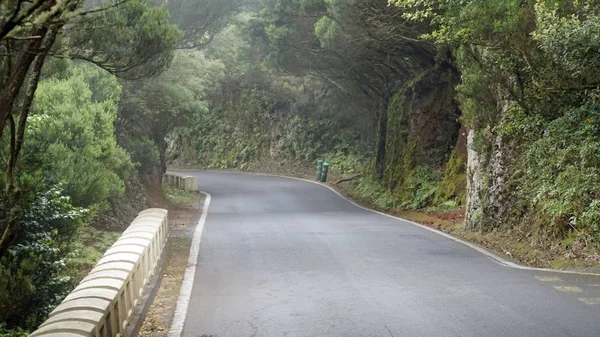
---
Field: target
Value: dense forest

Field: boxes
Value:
[2,0,600,334]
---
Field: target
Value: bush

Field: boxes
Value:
[0,186,86,331]
[356,178,396,210]
[127,136,161,174]
[356,166,442,211]
[24,65,133,209]
[518,103,600,239]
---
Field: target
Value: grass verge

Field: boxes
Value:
[163,185,200,205]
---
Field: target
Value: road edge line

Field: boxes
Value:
[168,191,212,337]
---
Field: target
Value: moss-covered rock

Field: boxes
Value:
[434,149,467,206]
[375,63,461,210]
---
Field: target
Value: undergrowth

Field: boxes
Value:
[67,226,121,282]
[163,185,200,205]
[355,165,449,212]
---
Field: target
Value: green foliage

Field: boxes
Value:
[67,226,120,282]
[0,62,135,333]
[280,114,366,161]
[533,1,600,78]
[163,185,200,205]
[168,22,372,169]
[383,92,410,188]
[167,0,240,49]
[453,51,503,130]
[496,105,545,146]
[392,0,527,44]
[0,324,28,337]
[0,186,86,331]
[314,16,340,48]
[178,82,370,168]
[518,102,600,238]
[433,150,466,206]
[400,166,442,210]
[356,178,396,210]
[176,79,269,168]
[0,0,213,333]
[302,0,326,11]
[323,153,365,175]
[127,137,161,175]
[64,0,181,79]
[119,50,218,173]
[394,0,600,240]
[25,65,133,209]
[8,3,600,333]
[356,166,442,211]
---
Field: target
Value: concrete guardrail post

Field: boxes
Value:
[162,172,198,192]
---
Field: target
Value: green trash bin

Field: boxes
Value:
[321,162,329,182]
[316,160,324,181]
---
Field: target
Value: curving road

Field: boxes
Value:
[170,170,600,337]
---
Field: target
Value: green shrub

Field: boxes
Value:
[356,165,441,211]
[0,324,29,337]
[127,136,161,174]
[407,167,442,209]
[356,178,396,210]
[0,186,86,330]
[67,226,120,282]
[518,103,600,239]
[24,65,133,209]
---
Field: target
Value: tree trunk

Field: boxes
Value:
[375,102,389,180]
[0,115,20,260]
[0,27,47,139]
[0,25,58,260]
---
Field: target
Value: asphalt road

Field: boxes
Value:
[171,170,600,337]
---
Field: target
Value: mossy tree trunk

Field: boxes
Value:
[375,101,389,180]
[0,25,59,259]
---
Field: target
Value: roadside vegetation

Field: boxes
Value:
[2,0,600,334]
[0,0,232,334]
[163,185,200,206]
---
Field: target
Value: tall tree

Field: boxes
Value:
[167,0,242,49]
[249,0,441,178]
[0,0,180,259]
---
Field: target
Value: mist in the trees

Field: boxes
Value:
[2,0,600,334]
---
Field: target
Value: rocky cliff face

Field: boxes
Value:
[465,130,484,229]
[486,133,516,228]
[377,64,462,207]
[465,88,518,230]
[384,65,460,172]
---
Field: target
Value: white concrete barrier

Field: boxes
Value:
[30,208,169,337]
[163,172,198,192]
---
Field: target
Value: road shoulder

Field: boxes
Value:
[139,192,203,337]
